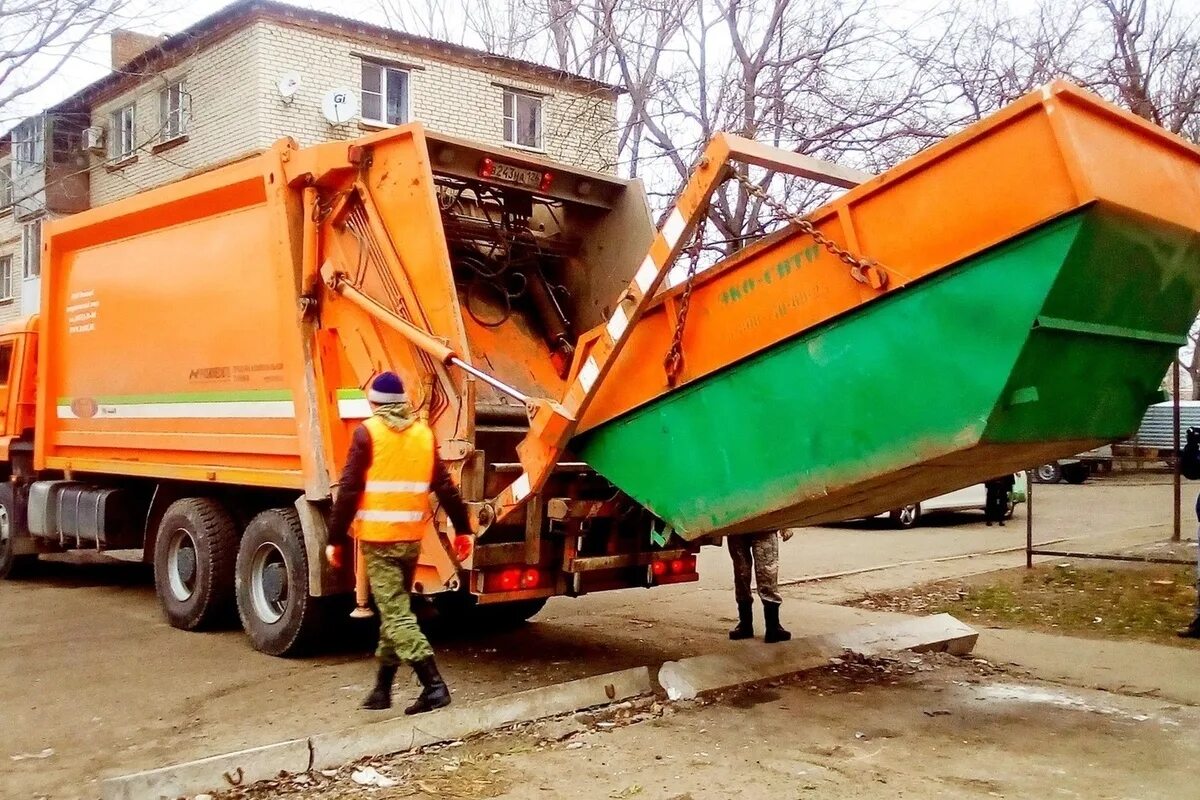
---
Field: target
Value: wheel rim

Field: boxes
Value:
[0,505,10,550]
[1036,464,1058,481]
[249,542,289,625]
[899,505,918,525]
[166,527,198,602]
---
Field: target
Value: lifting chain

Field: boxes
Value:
[663,207,707,387]
[731,169,889,290]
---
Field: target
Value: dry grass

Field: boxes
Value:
[853,562,1199,648]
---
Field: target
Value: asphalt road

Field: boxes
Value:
[0,478,1189,799]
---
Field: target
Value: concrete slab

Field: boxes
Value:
[102,666,653,800]
[100,739,311,800]
[309,665,653,770]
[657,613,977,700]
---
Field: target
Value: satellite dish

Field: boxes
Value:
[277,72,302,101]
[321,88,359,125]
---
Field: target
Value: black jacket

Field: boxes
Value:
[327,423,472,545]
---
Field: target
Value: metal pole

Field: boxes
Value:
[449,357,529,404]
[1174,361,1182,542]
[1026,467,1034,569]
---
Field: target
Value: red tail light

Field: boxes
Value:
[498,568,520,591]
[651,560,667,577]
[521,568,541,589]
[479,157,495,178]
[539,171,554,192]
[670,559,686,574]
[453,535,473,562]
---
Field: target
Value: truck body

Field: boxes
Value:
[0,126,698,655]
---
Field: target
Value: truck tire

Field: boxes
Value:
[889,504,921,529]
[1062,463,1090,484]
[153,498,238,631]
[0,488,36,580]
[1034,463,1062,483]
[235,508,323,656]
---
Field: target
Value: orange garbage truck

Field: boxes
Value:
[0,126,702,655]
[4,82,1198,656]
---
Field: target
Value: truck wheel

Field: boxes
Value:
[0,489,36,579]
[889,504,921,529]
[154,498,238,630]
[1034,463,1062,483]
[1062,463,1090,484]
[236,508,323,657]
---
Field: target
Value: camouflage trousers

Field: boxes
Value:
[727,531,782,605]
[362,541,434,666]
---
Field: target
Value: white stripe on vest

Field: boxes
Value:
[354,510,426,523]
[364,481,431,493]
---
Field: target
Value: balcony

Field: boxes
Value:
[9,113,91,221]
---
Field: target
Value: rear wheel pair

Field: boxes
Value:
[153,499,320,656]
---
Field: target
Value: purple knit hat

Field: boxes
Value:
[367,372,407,404]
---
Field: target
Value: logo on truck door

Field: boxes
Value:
[70,397,98,419]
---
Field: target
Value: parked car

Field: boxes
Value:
[882,472,1028,529]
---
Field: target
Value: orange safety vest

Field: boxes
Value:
[351,416,436,543]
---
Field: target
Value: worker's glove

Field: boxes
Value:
[325,543,344,569]
[1188,427,1200,447]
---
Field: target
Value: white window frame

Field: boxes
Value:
[11,117,44,177]
[503,89,544,151]
[360,62,410,126]
[21,221,40,279]
[111,103,136,160]
[159,79,189,140]
[0,256,12,301]
[0,163,11,210]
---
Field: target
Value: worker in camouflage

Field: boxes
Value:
[727,530,792,643]
[326,371,472,713]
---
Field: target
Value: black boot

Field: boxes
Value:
[405,656,452,715]
[763,602,791,643]
[1177,613,1200,639]
[362,663,398,710]
[729,600,754,640]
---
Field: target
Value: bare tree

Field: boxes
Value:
[0,0,130,117]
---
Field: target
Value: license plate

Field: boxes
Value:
[491,161,542,188]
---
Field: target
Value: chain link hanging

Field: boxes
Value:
[732,170,888,289]
[663,208,707,386]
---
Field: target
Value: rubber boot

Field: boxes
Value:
[362,663,398,710]
[405,656,452,715]
[763,602,791,644]
[1177,612,1200,639]
[729,601,754,640]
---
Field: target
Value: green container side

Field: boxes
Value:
[573,207,1200,538]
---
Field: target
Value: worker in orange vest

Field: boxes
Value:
[326,372,472,713]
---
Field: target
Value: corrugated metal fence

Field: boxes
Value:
[1127,401,1200,450]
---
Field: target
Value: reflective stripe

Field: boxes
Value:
[365,480,430,493]
[355,510,425,523]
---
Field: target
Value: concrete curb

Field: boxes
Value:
[657,613,977,700]
[101,615,975,798]
[100,666,652,800]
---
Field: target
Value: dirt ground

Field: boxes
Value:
[0,477,1194,799]
[219,654,1200,800]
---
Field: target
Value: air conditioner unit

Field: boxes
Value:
[82,126,105,153]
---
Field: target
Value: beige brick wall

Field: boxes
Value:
[0,208,22,324]
[89,25,262,206]
[253,21,618,171]
[87,19,619,207]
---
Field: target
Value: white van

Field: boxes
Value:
[882,472,1028,528]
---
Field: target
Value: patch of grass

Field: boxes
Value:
[854,563,1199,647]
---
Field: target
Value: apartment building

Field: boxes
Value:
[0,0,622,321]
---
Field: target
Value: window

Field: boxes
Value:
[360,62,409,126]
[503,89,543,150]
[50,122,81,165]
[21,221,40,279]
[0,257,11,301]
[0,343,11,386]
[159,80,188,140]
[0,164,11,210]
[11,117,44,176]
[111,103,136,160]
